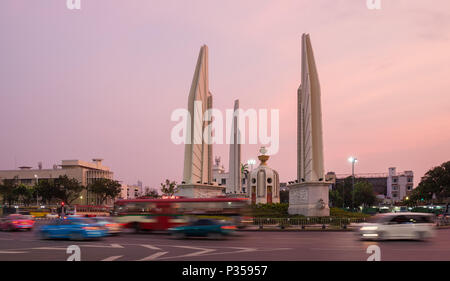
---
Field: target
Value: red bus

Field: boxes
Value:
[113,197,249,231]
[72,205,111,217]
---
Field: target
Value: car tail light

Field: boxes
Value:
[12,221,19,224]
[82,227,99,230]
[221,225,236,230]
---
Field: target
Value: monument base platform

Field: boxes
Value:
[288,182,330,217]
[176,183,225,198]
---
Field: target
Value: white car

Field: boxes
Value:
[358,212,435,240]
[45,213,59,219]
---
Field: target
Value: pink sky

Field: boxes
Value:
[1,0,449,189]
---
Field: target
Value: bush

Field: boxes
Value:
[330,208,370,219]
[251,203,293,218]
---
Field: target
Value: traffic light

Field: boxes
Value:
[61,201,65,206]
[421,198,424,201]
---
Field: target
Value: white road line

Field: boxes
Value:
[102,255,123,261]
[159,246,216,259]
[138,251,168,261]
[79,243,124,249]
[140,244,162,251]
[173,246,216,257]
[32,247,67,250]
[0,251,28,254]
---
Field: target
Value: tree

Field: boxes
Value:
[13,184,34,206]
[334,176,354,208]
[35,179,58,205]
[241,163,250,192]
[54,175,85,205]
[280,189,289,203]
[140,188,160,199]
[352,181,376,207]
[0,178,19,205]
[410,161,450,203]
[329,189,343,208]
[87,178,121,205]
[161,179,178,196]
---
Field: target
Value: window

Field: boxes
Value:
[389,216,409,224]
[392,192,398,197]
[221,178,226,185]
[193,219,215,226]
[407,178,413,183]
[392,186,398,191]
[252,178,256,184]
[407,186,412,191]
[267,178,272,184]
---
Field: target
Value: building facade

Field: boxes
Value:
[387,167,414,202]
[0,159,114,205]
[326,167,414,204]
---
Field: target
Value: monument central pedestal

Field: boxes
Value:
[288,182,330,217]
[176,183,224,198]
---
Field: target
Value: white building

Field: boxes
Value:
[120,181,149,199]
[387,167,414,202]
[248,147,280,204]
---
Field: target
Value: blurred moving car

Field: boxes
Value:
[0,214,35,231]
[39,217,107,240]
[89,217,122,235]
[168,218,237,239]
[358,212,435,241]
[45,213,59,219]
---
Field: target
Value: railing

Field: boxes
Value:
[436,217,450,226]
[252,217,367,229]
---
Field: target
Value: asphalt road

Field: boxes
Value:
[1,227,450,261]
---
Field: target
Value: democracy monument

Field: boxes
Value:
[176,45,224,198]
[176,34,330,216]
[287,34,330,216]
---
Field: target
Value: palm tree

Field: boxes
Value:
[241,163,249,189]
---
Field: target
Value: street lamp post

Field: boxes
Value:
[348,157,358,210]
[247,159,256,171]
[34,174,39,207]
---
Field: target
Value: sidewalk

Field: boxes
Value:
[239,224,450,232]
[239,224,356,232]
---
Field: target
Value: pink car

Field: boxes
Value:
[0,214,35,231]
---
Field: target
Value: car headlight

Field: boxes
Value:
[360,226,378,231]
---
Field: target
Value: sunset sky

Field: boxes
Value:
[1,0,449,189]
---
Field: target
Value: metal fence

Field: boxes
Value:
[252,217,367,229]
[436,217,450,226]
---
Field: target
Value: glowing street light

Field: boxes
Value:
[247,159,257,171]
[348,157,358,209]
[34,174,39,207]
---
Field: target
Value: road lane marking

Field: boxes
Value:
[172,246,216,257]
[102,255,123,261]
[138,251,168,261]
[157,246,216,259]
[140,244,162,251]
[0,251,28,254]
[80,243,123,249]
[32,247,67,250]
